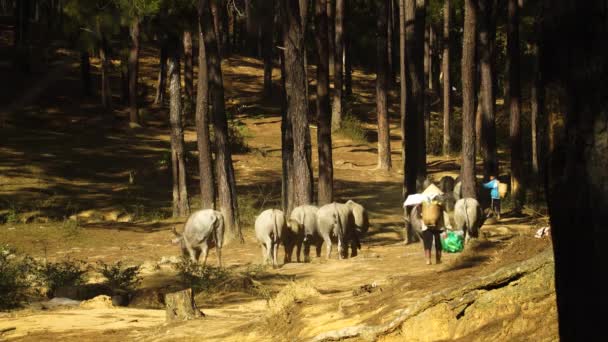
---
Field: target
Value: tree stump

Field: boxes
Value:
[164,288,204,322]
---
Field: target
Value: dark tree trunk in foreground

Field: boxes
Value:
[183,30,194,103]
[262,0,275,98]
[399,0,406,195]
[168,47,190,217]
[196,14,215,210]
[344,15,352,97]
[99,34,112,110]
[478,0,497,177]
[315,0,333,205]
[299,0,310,109]
[80,51,92,96]
[441,0,451,156]
[387,0,393,89]
[129,18,141,125]
[404,0,426,196]
[200,0,241,241]
[154,44,168,105]
[376,0,392,170]
[542,2,608,339]
[460,0,477,199]
[507,0,523,211]
[327,0,335,73]
[331,0,344,131]
[281,0,314,206]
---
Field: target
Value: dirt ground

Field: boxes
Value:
[0,41,555,341]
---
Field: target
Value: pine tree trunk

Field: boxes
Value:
[542,4,608,339]
[441,0,451,156]
[183,30,194,104]
[280,46,295,214]
[423,21,430,146]
[344,17,352,97]
[507,0,522,212]
[129,18,141,125]
[120,49,129,104]
[281,0,314,207]
[210,0,223,57]
[460,0,477,199]
[80,51,92,96]
[399,0,407,196]
[387,0,393,90]
[262,0,275,99]
[315,0,333,205]
[376,0,392,170]
[404,0,426,196]
[220,1,230,56]
[168,46,190,217]
[154,44,168,105]
[478,0,497,178]
[331,0,344,131]
[197,14,215,210]
[99,33,112,111]
[200,0,241,241]
[327,0,335,73]
[300,0,310,116]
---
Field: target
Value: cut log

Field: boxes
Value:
[164,288,204,322]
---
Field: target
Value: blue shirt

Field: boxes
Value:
[483,179,500,199]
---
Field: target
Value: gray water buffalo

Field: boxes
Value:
[171,209,224,267]
[345,200,369,250]
[255,209,287,268]
[317,202,357,259]
[286,205,319,263]
[454,198,485,243]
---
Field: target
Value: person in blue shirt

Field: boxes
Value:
[483,175,501,220]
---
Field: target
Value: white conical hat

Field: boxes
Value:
[422,183,443,197]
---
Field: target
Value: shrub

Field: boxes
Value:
[173,257,229,293]
[34,258,89,298]
[96,261,142,293]
[337,113,367,143]
[0,245,34,310]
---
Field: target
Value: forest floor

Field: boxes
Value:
[0,41,557,341]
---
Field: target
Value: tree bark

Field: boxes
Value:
[327,0,335,73]
[399,0,407,196]
[197,14,215,210]
[331,0,344,131]
[164,289,203,322]
[200,0,241,241]
[183,30,194,104]
[281,0,315,207]
[478,0,497,178]
[210,0,227,58]
[280,45,295,214]
[262,0,275,99]
[460,0,477,199]
[168,46,190,218]
[423,20,430,147]
[344,9,352,97]
[99,33,112,111]
[129,18,141,125]
[80,51,92,96]
[387,0,393,89]
[315,0,333,205]
[154,44,168,105]
[507,0,522,211]
[404,0,426,196]
[542,3,608,339]
[376,0,392,170]
[441,0,451,156]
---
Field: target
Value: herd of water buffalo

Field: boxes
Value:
[170,175,487,268]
